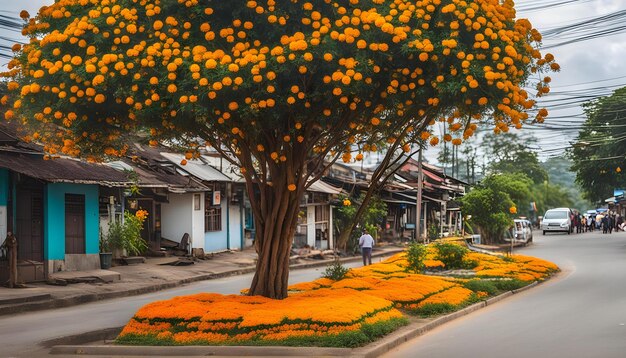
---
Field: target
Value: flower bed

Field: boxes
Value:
[117,288,407,347]
[118,243,558,346]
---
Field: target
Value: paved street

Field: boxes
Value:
[0,260,369,357]
[384,230,626,358]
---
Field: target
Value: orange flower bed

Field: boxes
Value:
[118,288,404,345]
[118,242,558,346]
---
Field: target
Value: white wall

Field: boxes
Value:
[192,193,205,249]
[161,193,194,247]
[228,202,243,250]
[306,205,316,248]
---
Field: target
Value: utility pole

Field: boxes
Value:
[416,148,423,242]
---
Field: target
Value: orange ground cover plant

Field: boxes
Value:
[118,243,558,346]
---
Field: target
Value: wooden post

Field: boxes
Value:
[6,232,18,288]
[415,148,423,242]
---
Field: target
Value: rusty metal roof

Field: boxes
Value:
[0,149,130,185]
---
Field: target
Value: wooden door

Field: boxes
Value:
[16,186,44,262]
[65,194,85,254]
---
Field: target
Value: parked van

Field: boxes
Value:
[541,208,572,235]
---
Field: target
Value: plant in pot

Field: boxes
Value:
[109,210,149,260]
[99,233,113,270]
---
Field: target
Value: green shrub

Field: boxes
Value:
[409,303,456,317]
[433,242,468,269]
[322,260,350,281]
[492,278,529,291]
[463,279,499,296]
[462,258,480,269]
[108,211,149,256]
[405,242,427,273]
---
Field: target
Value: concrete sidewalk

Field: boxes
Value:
[0,244,404,316]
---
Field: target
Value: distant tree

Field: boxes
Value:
[540,157,591,211]
[3,1,555,299]
[461,173,531,244]
[483,131,547,184]
[570,87,626,203]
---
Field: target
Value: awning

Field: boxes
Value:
[382,198,416,205]
[605,197,616,203]
[161,152,232,182]
[308,180,343,194]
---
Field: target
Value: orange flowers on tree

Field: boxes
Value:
[3,0,556,299]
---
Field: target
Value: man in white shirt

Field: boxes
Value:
[358,229,375,266]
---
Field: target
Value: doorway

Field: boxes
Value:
[65,194,86,254]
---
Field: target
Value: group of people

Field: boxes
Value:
[573,211,625,234]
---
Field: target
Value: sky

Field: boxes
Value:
[1,0,625,165]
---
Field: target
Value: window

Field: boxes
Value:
[205,192,222,232]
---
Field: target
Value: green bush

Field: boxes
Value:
[492,278,529,291]
[405,243,427,273]
[463,279,499,296]
[322,260,350,281]
[409,303,456,317]
[433,242,468,269]
[108,211,149,256]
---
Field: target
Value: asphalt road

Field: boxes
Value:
[0,260,372,357]
[384,230,626,358]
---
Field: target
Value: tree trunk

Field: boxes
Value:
[247,180,301,299]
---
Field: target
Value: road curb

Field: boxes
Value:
[47,274,556,357]
[0,249,404,317]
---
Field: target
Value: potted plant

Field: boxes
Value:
[99,232,113,270]
[108,210,149,260]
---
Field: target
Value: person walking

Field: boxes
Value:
[616,214,623,232]
[358,228,375,266]
[608,214,615,234]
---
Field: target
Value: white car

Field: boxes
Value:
[541,208,572,235]
[506,219,533,244]
[514,219,533,243]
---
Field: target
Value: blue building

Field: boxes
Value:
[0,124,128,282]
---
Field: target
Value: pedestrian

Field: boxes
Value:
[358,228,374,266]
[576,214,583,233]
[580,215,587,232]
[617,214,623,232]
[602,215,609,234]
[608,214,615,234]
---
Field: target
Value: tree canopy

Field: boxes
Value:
[482,131,547,183]
[461,172,528,243]
[570,86,626,203]
[3,0,555,298]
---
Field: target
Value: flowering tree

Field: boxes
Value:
[3,0,555,298]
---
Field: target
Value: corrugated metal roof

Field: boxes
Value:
[160,152,232,182]
[0,149,130,185]
[308,180,343,194]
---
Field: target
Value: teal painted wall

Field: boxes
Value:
[44,183,99,260]
[0,168,8,206]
